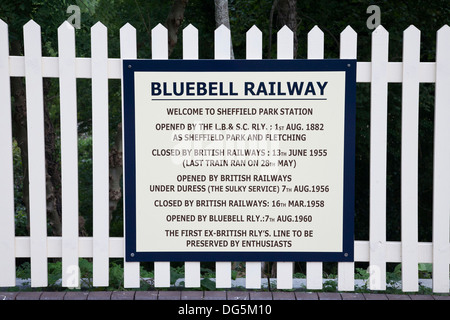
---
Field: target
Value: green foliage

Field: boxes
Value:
[418,263,433,279]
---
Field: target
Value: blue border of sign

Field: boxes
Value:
[123,59,356,262]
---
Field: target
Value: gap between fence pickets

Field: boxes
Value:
[1,19,449,293]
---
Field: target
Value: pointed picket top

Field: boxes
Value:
[58,21,75,60]
[91,22,108,58]
[120,23,137,60]
[437,24,450,33]
[277,25,293,59]
[58,20,74,31]
[215,23,231,34]
[307,25,324,59]
[183,24,198,59]
[24,19,40,31]
[152,23,168,59]
[437,24,450,42]
[277,25,293,39]
[58,21,75,54]
[23,20,41,45]
[183,23,198,34]
[214,24,231,45]
[402,25,420,62]
[436,25,450,63]
[120,22,136,34]
[342,25,357,35]
[246,25,262,59]
[372,24,388,36]
[0,18,7,29]
[119,22,137,57]
[214,24,231,59]
[436,24,450,58]
[91,21,108,60]
[152,22,168,33]
[308,25,323,37]
[0,19,8,53]
[340,25,357,59]
[404,24,420,35]
[91,21,107,33]
[247,24,262,38]
[371,25,389,59]
[23,20,42,57]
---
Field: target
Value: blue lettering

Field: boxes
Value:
[287,82,304,95]
[304,82,316,95]
[197,82,207,95]
[317,81,328,95]
[186,82,195,96]
[151,82,161,96]
[245,82,255,95]
[209,82,218,95]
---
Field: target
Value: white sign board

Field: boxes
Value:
[123,60,356,262]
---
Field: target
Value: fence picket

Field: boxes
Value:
[0,19,15,287]
[120,23,141,288]
[369,25,389,291]
[58,21,79,288]
[432,25,450,293]
[91,22,110,287]
[245,25,263,289]
[182,23,201,288]
[275,25,294,290]
[401,25,421,292]
[306,26,324,291]
[307,25,324,59]
[338,25,358,292]
[214,24,232,288]
[23,20,48,287]
[151,23,171,288]
[215,24,232,60]
[277,25,293,60]
[246,25,262,60]
[183,24,198,60]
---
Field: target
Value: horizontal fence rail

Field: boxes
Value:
[0,19,449,293]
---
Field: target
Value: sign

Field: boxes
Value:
[123,59,356,262]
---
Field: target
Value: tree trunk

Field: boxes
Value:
[42,78,63,236]
[110,0,191,222]
[268,0,299,58]
[214,0,234,58]
[109,122,123,220]
[165,0,189,57]
[276,0,298,57]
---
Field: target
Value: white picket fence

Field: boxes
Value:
[0,19,449,293]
